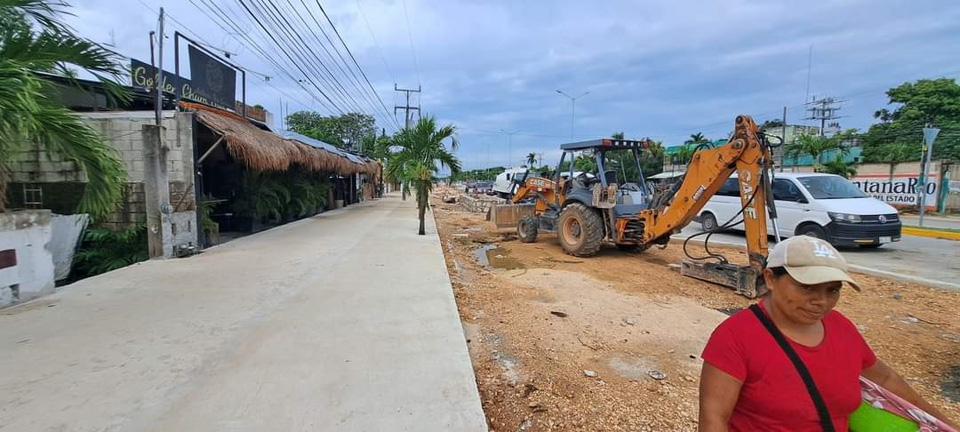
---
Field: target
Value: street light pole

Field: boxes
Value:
[500,129,519,167]
[556,89,590,140]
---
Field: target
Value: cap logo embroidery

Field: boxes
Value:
[812,241,835,258]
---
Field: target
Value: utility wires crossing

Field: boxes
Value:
[186,0,401,131]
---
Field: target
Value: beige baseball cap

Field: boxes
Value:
[766,235,861,291]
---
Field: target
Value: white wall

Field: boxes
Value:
[0,210,55,308]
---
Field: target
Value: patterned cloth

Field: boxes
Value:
[860,377,957,432]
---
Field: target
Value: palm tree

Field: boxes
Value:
[388,116,461,235]
[685,132,710,146]
[1,0,127,217]
[786,134,847,171]
[525,152,537,167]
[643,138,664,158]
[820,154,858,179]
[671,145,696,166]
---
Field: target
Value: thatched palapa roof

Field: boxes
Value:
[183,102,380,178]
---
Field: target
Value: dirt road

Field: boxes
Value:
[433,188,960,431]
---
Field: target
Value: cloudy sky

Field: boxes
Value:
[68,0,960,170]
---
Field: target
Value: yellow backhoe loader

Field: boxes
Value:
[493,115,782,298]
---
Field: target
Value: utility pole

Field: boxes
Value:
[486,142,490,169]
[780,106,787,172]
[919,126,940,226]
[144,8,172,258]
[500,129,519,168]
[154,8,164,127]
[394,84,421,129]
[556,89,590,140]
[805,96,841,136]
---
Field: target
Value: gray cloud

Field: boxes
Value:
[71,0,960,170]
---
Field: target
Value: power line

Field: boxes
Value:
[314,0,402,130]
[287,0,397,130]
[805,96,843,136]
[235,0,346,114]
[250,0,366,115]
[354,0,396,84]
[206,0,350,114]
[225,0,399,131]
[189,0,337,114]
[138,0,316,114]
[287,0,387,123]
[400,0,421,86]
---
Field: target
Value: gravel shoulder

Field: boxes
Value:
[433,188,960,431]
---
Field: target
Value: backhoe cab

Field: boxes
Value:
[501,115,777,298]
[506,138,655,256]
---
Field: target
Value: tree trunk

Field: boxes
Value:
[418,201,426,235]
[889,163,895,183]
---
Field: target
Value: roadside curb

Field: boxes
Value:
[902,226,960,241]
[671,235,960,292]
[846,264,960,292]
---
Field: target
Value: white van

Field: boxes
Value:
[697,173,902,248]
[493,167,531,199]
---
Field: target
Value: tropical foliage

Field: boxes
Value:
[760,119,784,130]
[870,141,918,181]
[526,152,537,167]
[388,116,460,235]
[862,78,960,163]
[73,225,148,277]
[820,154,858,178]
[784,133,851,171]
[231,170,330,226]
[286,111,377,153]
[0,0,127,217]
[669,145,696,166]
[684,132,711,146]
[450,166,506,182]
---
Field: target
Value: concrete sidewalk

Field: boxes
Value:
[0,194,486,432]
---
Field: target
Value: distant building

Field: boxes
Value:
[759,124,821,145]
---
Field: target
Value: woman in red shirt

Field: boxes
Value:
[699,236,956,431]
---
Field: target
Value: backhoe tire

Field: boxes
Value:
[518,216,539,243]
[616,243,650,253]
[558,203,604,257]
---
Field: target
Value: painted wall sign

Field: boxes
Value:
[850,174,939,210]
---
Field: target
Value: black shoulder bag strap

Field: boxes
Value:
[749,304,835,432]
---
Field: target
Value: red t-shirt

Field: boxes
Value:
[701,301,877,431]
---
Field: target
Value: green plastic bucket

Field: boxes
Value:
[849,401,919,432]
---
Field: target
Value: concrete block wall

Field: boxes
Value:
[7,111,197,230]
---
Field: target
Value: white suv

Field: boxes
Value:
[697,173,902,248]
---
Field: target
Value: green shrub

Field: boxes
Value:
[73,225,148,277]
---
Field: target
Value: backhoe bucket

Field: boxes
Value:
[490,204,535,229]
[680,259,765,298]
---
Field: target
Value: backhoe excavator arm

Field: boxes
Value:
[636,115,774,296]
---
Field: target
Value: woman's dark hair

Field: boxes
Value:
[769,266,789,278]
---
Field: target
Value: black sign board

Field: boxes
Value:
[130,59,179,95]
[188,45,236,109]
[130,58,221,109]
